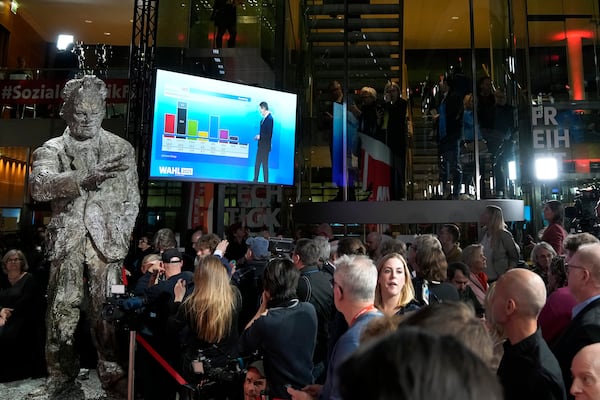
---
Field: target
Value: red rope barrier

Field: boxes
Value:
[135,334,189,386]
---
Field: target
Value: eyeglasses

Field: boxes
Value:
[6,258,21,263]
[566,264,588,273]
[330,278,343,294]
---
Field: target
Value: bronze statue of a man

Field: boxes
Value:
[29,76,140,399]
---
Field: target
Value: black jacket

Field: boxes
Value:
[297,265,335,365]
[552,297,600,399]
[498,329,566,400]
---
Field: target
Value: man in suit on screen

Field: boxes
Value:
[254,101,273,183]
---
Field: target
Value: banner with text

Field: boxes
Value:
[0,79,129,104]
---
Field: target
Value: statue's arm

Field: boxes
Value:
[29,144,82,202]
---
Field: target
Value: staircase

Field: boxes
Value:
[302,0,404,201]
[409,105,441,200]
[305,0,403,93]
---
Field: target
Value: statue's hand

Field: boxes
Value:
[81,153,129,191]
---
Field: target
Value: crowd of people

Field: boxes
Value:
[3,198,600,399]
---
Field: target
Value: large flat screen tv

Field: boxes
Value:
[150,69,297,185]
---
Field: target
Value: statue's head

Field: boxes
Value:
[60,75,107,140]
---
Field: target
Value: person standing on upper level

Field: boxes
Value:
[212,0,242,48]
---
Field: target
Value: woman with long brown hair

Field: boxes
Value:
[541,200,567,255]
[169,255,241,399]
[409,235,459,306]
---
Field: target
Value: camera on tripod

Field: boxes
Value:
[101,284,148,324]
[565,186,600,235]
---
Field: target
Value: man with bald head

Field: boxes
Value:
[571,343,600,399]
[552,243,600,399]
[491,268,566,400]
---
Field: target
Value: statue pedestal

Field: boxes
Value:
[0,370,121,400]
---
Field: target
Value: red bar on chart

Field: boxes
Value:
[165,113,175,135]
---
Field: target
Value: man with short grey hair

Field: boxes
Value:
[288,255,381,400]
[553,243,600,399]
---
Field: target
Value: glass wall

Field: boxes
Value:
[520,0,600,232]
[298,0,528,204]
[294,1,600,243]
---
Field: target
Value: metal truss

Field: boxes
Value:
[127,0,159,235]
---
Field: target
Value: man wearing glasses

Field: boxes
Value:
[287,255,381,400]
[552,243,600,398]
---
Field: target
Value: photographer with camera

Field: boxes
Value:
[168,255,242,399]
[134,248,194,400]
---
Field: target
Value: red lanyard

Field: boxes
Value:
[350,305,377,326]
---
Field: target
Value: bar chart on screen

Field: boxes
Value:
[161,102,249,159]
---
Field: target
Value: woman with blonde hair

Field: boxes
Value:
[169,255,241,398]
[375,253,419,315]
[479,205,520,282]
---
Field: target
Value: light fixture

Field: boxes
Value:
[508,160,517,180]
[56,34,74,50]
[451,16,459,20]
[535,157,558,180]
[84,19,92,23]
[103,32,111,36]
[10,0,18,14]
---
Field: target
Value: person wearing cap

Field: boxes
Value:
[134,248,194,400]
[134,248,193,296]
[244,360,268,400]
[232,236,271,330]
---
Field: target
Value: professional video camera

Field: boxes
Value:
[101,284,147,326]
[187,348,254,399]
[565,186,600,235]
[268,237,294,257]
